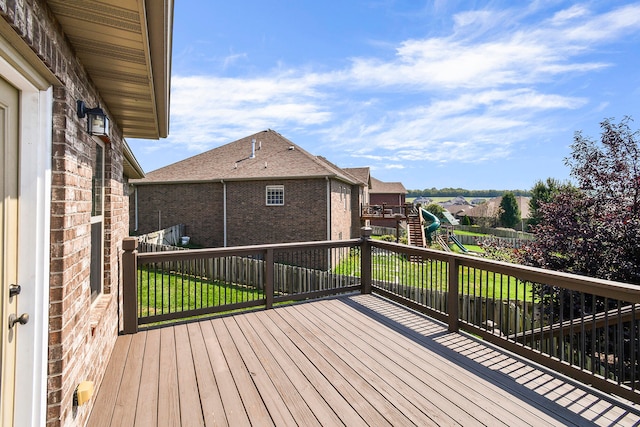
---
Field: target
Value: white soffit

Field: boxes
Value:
[47,0,173,139]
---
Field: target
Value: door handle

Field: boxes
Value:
[8,313,29,329]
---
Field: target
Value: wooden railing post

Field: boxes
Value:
[360,227,372,294]
[265,248,274,309]
[122,237,138,334]
[447,255,460,332]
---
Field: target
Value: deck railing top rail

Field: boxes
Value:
[136,238,361,264]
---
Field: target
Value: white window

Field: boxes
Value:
[266,185,284,206]
[90,141,105,300]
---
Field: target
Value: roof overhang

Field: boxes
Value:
[47,0,173,139]
[123,140,145,179]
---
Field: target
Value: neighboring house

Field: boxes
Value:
[368,176,408,228]
[413,196,432,205]
[444,203,476,218]
[0,2,173,426]
[343,166,371,234]
[466,196,531,227]
[130,130,367,247]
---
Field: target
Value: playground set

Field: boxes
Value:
[360,203,468,252]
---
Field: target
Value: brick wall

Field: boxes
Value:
[226,179,328,245]
[1,1,128,426]
[132,182,224,247]
[350,185,365,237]
[132,178,340,247]
[329,179,353,241]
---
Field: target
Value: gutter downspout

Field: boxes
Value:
[221,180,227,247]
[326,177,331,240]
[134,186,138,232]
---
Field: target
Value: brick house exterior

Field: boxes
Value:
[343,167,371,235]
[0,2,173,426]
[369,177,408,228]
[131,130,367,247]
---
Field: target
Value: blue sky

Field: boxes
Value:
[129,1,640,191]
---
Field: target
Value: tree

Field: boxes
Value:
[527,177,565,230]
[424,203,445,219]
[498,192,520,228]
[519,117,640,284]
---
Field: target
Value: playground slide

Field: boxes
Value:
[449,234,469,253]
[420,208,441,239]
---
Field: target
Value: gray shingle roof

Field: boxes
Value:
[465,196,531,219]
[132,130,359,185]
[370,176,407,194]
[342,167,371,187]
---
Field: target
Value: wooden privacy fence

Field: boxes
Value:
[136,224,186,246]
[454,234,531,248]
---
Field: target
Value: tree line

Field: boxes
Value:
[407,188,531,198]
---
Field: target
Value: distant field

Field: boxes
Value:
[406,196,486,204]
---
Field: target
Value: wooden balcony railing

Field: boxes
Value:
[121,228,640,404]
[360,203,413,219]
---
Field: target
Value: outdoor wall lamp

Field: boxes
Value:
[77,100,110,143]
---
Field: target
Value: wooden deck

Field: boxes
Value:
[88,294,640,426]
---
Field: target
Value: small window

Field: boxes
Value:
[266,185,284,206]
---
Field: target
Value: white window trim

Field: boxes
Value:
[90,140,105,300]
[266,185,285,206]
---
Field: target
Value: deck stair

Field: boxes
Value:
[407,212,426,248]
[406,211,427,262]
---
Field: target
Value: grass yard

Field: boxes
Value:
[334,252,532,300]
[138,267,264,318]
[451,243,485,253]
[454,229,489,237]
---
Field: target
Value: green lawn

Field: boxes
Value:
[138,267,264,318]
[454,243,484,253]
[334,252,532,300]
[453,229,489,237]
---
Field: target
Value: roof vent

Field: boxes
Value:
[288,146,295,150]
[250,138,256,159]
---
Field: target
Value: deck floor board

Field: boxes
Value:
[88,294,640,426]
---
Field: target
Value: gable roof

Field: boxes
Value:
[369,177,407,194]
[343,167,371,187]
[132,129,359,184]
[466,196,531,219]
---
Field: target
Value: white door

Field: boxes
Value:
[0,75,20,427]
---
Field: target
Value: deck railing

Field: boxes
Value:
[367,239,640,405]
[122,238,361,329]
[121,230,640,404]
